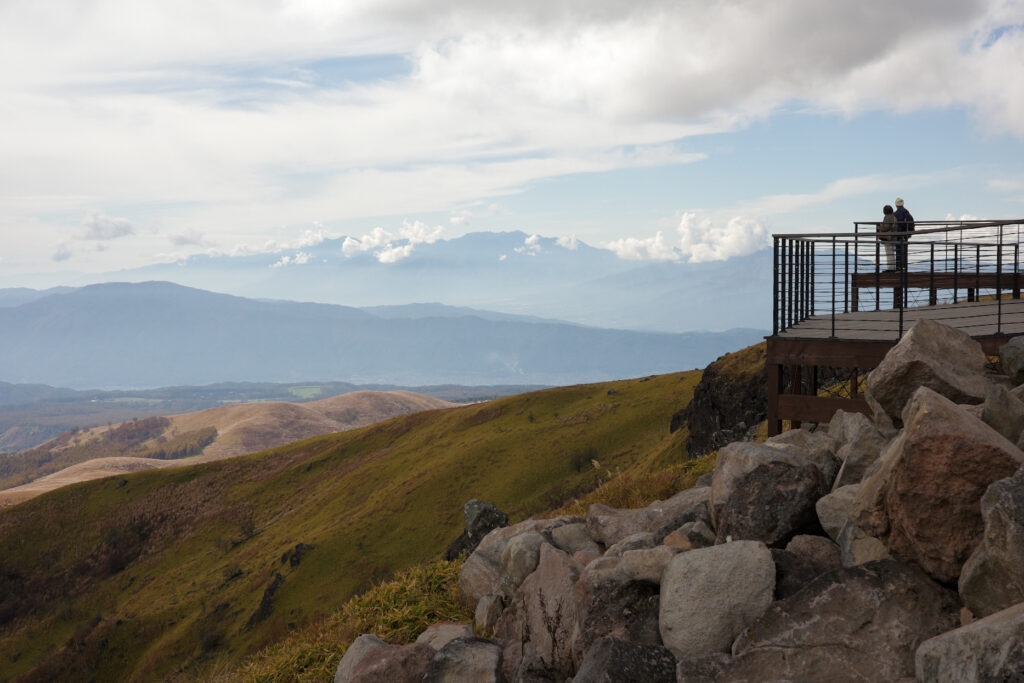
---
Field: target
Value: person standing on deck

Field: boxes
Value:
[894,197,914,271]
[879,204,896,271]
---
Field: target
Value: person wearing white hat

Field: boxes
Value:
[894,198,915,270]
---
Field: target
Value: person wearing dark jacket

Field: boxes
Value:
[894,197,914,270]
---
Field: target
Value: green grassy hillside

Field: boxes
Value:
[0,370,699,681]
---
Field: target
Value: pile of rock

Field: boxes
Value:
[336,319,1024,682]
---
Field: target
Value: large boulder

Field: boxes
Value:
[980,382,1024,444]
[958,466,1024,617]
[659,540,774,660]
[865,319,989,425]
[494,543,582,681]
[815,484,859,542]
[570,576,661,668]
[586,486,708,547]
[836,520,891,568]
[915,601,1024,683]
[550,522,603,556]
[713,459,828,547]
[619,545,680,584]
[415,622,474,651]
[724,560,960,681]
[458,518,548,605]
[423,636,503,683]
[763,427,841,485]
[710,441,829,530]
[828,410,888,489]
[1000,335,1024,386]
[335,634,389,683]
[342,642,435,683]
[853,387,1024,583]
[572,637,676,683]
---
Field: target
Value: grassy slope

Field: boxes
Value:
[0,371,699,681]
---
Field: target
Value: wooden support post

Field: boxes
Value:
[850,368,859,398]
[790,364,803,430]
[767,363,782,436]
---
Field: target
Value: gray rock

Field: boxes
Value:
[726,560,960,682]
[836,520,891,568]
[764,427,841,485]
[345,642,435,683]
[981,382,1024,443]
[1000,335,1024,386]
[915,601,1024,683]
[602,532,655,557]
[458,519,548,605]
[675,653,732,683]
[335,634,390,683]
[958,467,1024,617]
[785,534,842,571]
[570,576,661,668]
[829,410,888,490]
[619,545,680,584]
[662,520,715,551]
[474,594,504,634]
[865,319,990,425]
[445,499,510,561]
[572,636,676,683]
[695,472,714,487]
[579,555,628,587]
[659,540,775,660]
[423,636,503,683]
[415,622,475,651]
[710,441,824,529]
[816,483,860,542]
[853,387,1024,583]
[550,522,602,556]
[713,459,828,547]
[495,543,582,681]
[500,531,546,587]
[587,486,709,547]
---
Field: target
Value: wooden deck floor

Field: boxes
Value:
[776,298,1024,342]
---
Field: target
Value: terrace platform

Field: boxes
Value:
[766,220,1024,434]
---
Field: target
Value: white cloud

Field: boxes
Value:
[341,219,443,263]
[79,212,135,240]
[271,251,312,268]
[677,213,770,262]
[499,253,507,261]
[1,1,1023,273]
[556,234,579,250]
[515,233,542,255]
[603,231,679,262]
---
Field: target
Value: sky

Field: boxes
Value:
[1,0,1024,285]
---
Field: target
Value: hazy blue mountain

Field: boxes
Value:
[0,281,765,389]
[0,286,76,308]
[98,231,772,332]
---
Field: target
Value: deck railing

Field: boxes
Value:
[772,220,1024,338]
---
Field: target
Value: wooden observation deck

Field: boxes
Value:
[767,219,1024,435]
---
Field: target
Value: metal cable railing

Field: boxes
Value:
[772,220,1024,338]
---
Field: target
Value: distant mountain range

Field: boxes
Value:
[0,281,765,389]
[14,231,773,333]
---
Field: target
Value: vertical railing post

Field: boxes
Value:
[773,237,780,335]
[831,237,836,337]
[998,225,1004,334]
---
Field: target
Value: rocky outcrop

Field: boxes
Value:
[573,637,676,683]
[676,344,767,456]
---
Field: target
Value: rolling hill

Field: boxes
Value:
[0,390,456,504]
[0,369,702,681]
